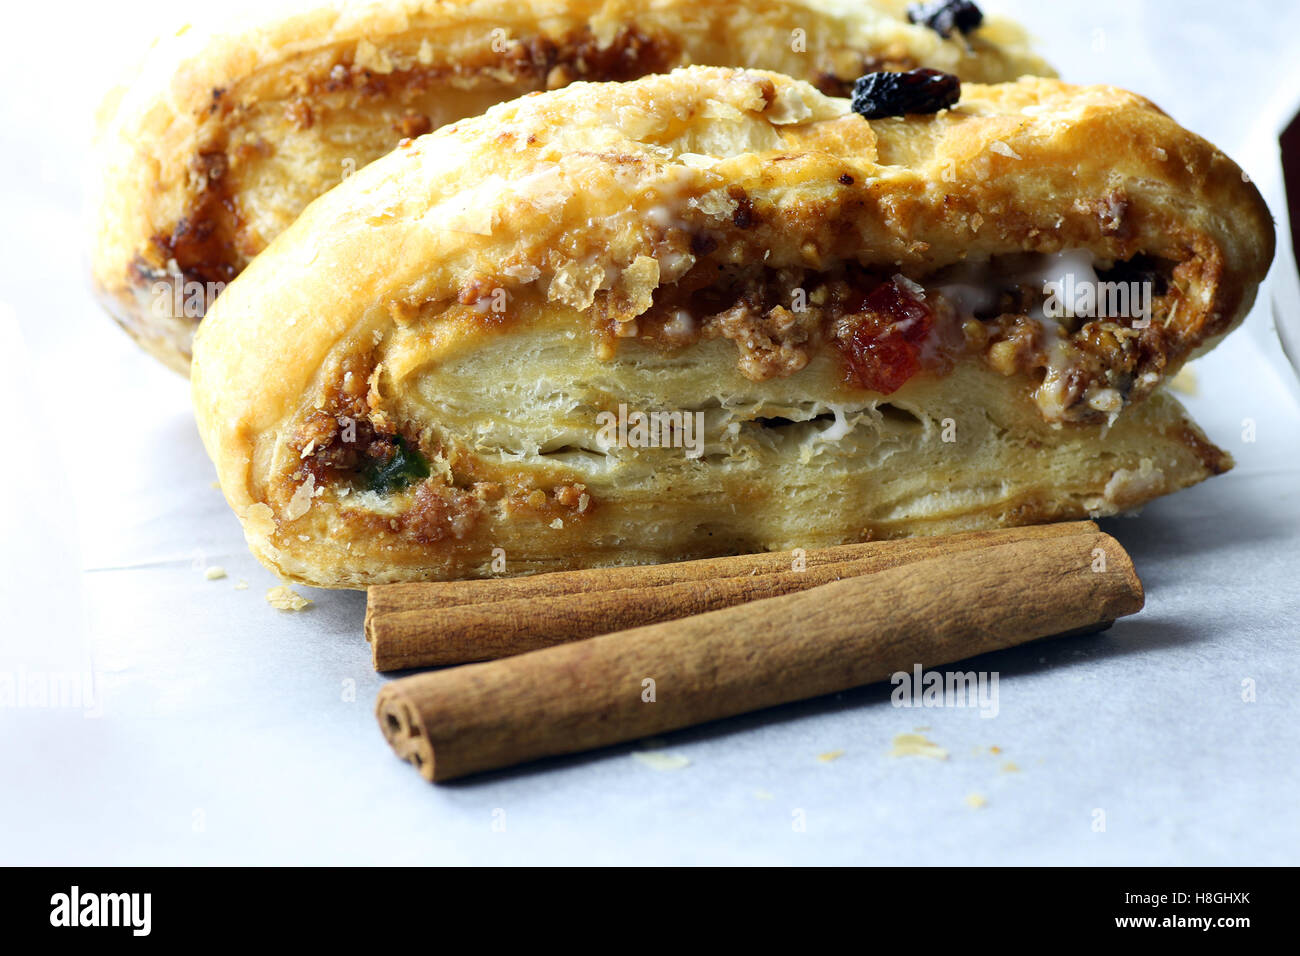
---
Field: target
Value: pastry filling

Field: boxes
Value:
[622,249,1182,424]
[269,248,1195,541]
[281,351,592,541]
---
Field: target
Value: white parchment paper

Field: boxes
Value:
[0,0,1296,864]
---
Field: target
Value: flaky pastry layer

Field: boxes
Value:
[191,67,1269,587]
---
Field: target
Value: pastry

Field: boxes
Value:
[191,67,1273,588]
[89,0,1053,373]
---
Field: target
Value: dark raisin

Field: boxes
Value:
[727,185,756,229]
[850,69,961,120]
[906,0,984,39]
[731,198,755,229]
[689,232,718,256]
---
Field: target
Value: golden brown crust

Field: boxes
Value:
[89,0,1054,372]
[191,67,1268,588]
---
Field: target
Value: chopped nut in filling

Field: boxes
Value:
[618,248,1186,424]
[273,349,593,540]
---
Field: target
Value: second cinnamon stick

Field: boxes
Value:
[367,521,1098,669]
[365,522,1097,618]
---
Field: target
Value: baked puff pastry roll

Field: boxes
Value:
[90,0,1053,373]
[192,68,1272,588]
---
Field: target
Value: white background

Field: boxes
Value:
[1,0,1297,864]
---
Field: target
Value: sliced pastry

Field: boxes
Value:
[191,67,1273,588]
[90,0,1053,373]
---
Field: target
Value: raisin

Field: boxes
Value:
[906,0,984,39]
[850,69,961,120]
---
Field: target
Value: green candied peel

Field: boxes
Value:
[364,437,430,493]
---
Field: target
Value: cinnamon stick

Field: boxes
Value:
[366,522,1098,617]
[367,521,1098,669]
[376,529,1142,782]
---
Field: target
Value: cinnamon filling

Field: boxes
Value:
[615,249,1185,424]
[277,350,592,541]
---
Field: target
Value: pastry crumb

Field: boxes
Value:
[1169,365,1198,396]
[284,475,316,520]
[234,579,249,590]
[989,140,1022,160]
[965,793,988,809]
[632,751,690,771]
[1001,761,1020,773]
[817,749,845,763]
[266,585,311,611]
[753,789,774,800]
[203,566,227,580]
[889,733,948,760]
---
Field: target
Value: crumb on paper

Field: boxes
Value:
[817,749,845,763]
[234,579,248,590]
[888,733,948,760]
[266,585,311,611]
[965,793,988,809]
[989,745,1002,755]
[1001,761,1020,773]
[753,789,774,801]
[203,566,226,580]
[632,751,690,771]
